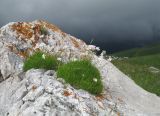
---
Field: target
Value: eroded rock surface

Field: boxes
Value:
[0,20,160,116]
[93,56,160,116]
[0,69,117,116]
[0,20,97,80]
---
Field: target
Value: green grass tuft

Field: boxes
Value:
[40,26,49,35]
[57,60,103,95]
[23,51,61,71]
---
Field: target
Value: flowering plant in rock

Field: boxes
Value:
[40,26,49,35]
[57,57,62,61]
[93,78,98,82]
[88,45,100,51]
[42,54,46,59]
[57,60,103,95]
[23,51,61,71]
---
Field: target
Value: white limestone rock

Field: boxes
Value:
[2,69,117,116]
[0,47,23,80]
[0,20,160,116]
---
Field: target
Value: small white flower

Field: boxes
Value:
[72,58,77,61]
[42,54,46,59]
[88,45,100,51]
[57,57,62,61]
[108,56,112,62]
[93,78,98,82]
[95,47,100,51]
[88,45,96,50]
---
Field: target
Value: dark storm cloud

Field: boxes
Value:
[0,0,160,52]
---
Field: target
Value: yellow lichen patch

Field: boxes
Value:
[12,22,33,40]
[71,38,80,48]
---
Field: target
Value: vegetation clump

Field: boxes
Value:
[57,60,103,95]
[40,26,49,35]
[23,51,61,71]
[23,51,103,95]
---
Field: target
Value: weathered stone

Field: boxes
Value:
[23,86,44,102]
[0,46,23,80]
[0,21,160,116]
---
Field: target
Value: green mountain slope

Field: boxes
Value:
[112,54,160,96]
[112,43,160,57]
[111,43,160,96]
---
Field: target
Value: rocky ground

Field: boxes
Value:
[0,20,160,116]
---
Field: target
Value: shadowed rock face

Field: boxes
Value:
[0,20,160,116]
[0,70,3,82]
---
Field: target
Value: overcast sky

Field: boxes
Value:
[0,0,160,52]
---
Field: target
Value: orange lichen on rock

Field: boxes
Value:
[17,48,32,58]
[38,20,61,32]
[8,44,33,59]
[18,51,28,58]
[12,22,33,40]
[11,21,48,46]
[11,20,67,42]
[32,85,37,91]
[63,90,72,96]
[71,38,80,48]
[95,95,106,101]
[38,20,66,37]
[32,24,42,44]
[117,112,121,116]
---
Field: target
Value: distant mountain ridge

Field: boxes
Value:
[112,42,160,57]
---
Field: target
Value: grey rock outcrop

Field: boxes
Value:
[0,20,160,116]
[93,56,160,116]
[0,69,117,116]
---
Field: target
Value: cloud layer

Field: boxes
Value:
[0,0,160,52]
